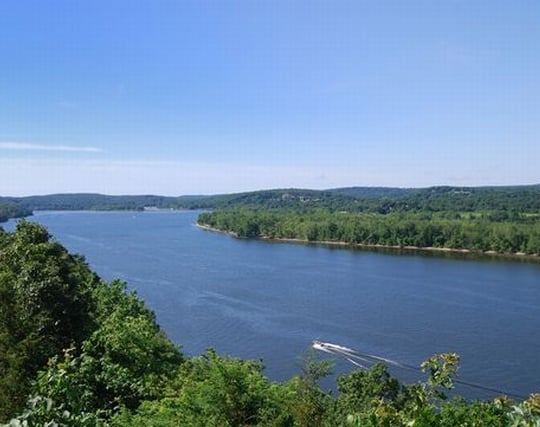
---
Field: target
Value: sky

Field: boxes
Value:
[1,0,539,196]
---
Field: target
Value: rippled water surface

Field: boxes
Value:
[6,211,540,398]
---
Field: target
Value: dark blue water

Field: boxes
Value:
[5,211,540,399]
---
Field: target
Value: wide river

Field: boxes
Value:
[5,210,540,399]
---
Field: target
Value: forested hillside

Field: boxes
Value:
[0,200,31,223]
[182,184,540,213]
[198,208,540,256]
[3,184,540,214]
[179,184,540,213]
[1,189,357,212]
[196,186,540,257]
[0,221,182,423]
[3,185,540,257]
[9,194,183,211]
[1,221,539,425]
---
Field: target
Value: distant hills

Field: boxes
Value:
[1,184,540,222]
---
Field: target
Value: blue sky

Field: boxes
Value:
[1,1,539,195]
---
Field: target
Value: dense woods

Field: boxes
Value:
[3,184,540,214]
[195,186,540,256]
[4,194,182,212]
[0,201,31,223]
[1,222,539,425]
[4,186,540,258]
[198,208,540,255]
[0,221,182,423]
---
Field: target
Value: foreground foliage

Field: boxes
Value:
[1,222,539,426]
[0,221,182,422]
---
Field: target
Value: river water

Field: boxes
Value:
[5,210,540,399]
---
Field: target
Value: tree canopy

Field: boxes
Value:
[1,221,539,426]
[198,206,540,256]
[3,184,540,214]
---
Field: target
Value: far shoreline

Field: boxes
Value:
[196,223,540,263]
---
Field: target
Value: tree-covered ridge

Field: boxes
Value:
[3,184,540,215]
[0,200,31,223]
[2,189,358,212]
[8,194,184,212]
[198,208,540,256]
[1,222,539,425]
[378,185,540,214]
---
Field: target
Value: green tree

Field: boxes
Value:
[0,221,99,420]
[111,349,294,427]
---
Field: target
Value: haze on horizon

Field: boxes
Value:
[1,1,539,197]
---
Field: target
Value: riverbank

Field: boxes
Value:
[197,222,540,262]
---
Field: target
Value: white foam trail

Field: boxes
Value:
[312,341,336,354]
[314,341,356,353]
[313,340,413,373]
[346,357,368,369]
[312,339,527,399]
